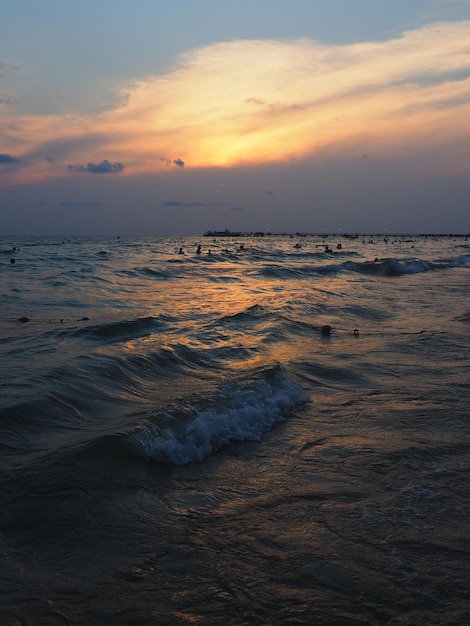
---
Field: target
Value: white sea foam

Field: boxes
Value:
[129,367,307,464]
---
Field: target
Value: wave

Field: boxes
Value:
[257,265,307,279]
[128,363,307,465]
[255,258,355,278]
[117,266,173,279]
[1,360,306,465]
[431,255,470,270]
[343,258,432,276]
[344,255,469,276]
[217,303,268,324]
[0,333,267,451]
[456,310,470,323]
[59,315,171,343]
[254,253,465,279]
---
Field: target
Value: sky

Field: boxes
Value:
[1,0,470,235]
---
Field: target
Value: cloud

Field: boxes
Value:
[2,20,470,185]
[0,153,20,164]
[0,60,19,82]
[67,159,123,174]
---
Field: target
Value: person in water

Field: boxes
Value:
[196,245,202,254]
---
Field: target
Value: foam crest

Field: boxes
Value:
[128,365,307,464]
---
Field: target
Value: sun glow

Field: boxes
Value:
[1,21,470,185]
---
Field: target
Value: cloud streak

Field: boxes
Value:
[67,159,124,174]
[1,21,470,185]
[0,153,20,164]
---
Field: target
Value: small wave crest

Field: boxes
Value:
[257,262,347,278]
[257,265,305,279]
[217,303,268,326]
[344,257,433,276]
[432,254,470,270]
[456,309,470,323]
[128,364,307,464]
[62,315,170,343]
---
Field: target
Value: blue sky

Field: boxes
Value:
[1,0,470,234]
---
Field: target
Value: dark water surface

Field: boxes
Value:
[1,234,469,624]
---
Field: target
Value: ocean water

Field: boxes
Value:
[0,233,469,625]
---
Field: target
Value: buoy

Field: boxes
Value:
[321,325,332,336]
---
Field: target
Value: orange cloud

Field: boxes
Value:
[1,20,470,185]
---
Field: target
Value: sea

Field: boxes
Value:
[0,233,469,625]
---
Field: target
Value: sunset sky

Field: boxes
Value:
[1,0,470,235]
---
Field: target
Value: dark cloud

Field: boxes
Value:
[0,153,20,164]
[67,159,123,174]
[159,157,185,168]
